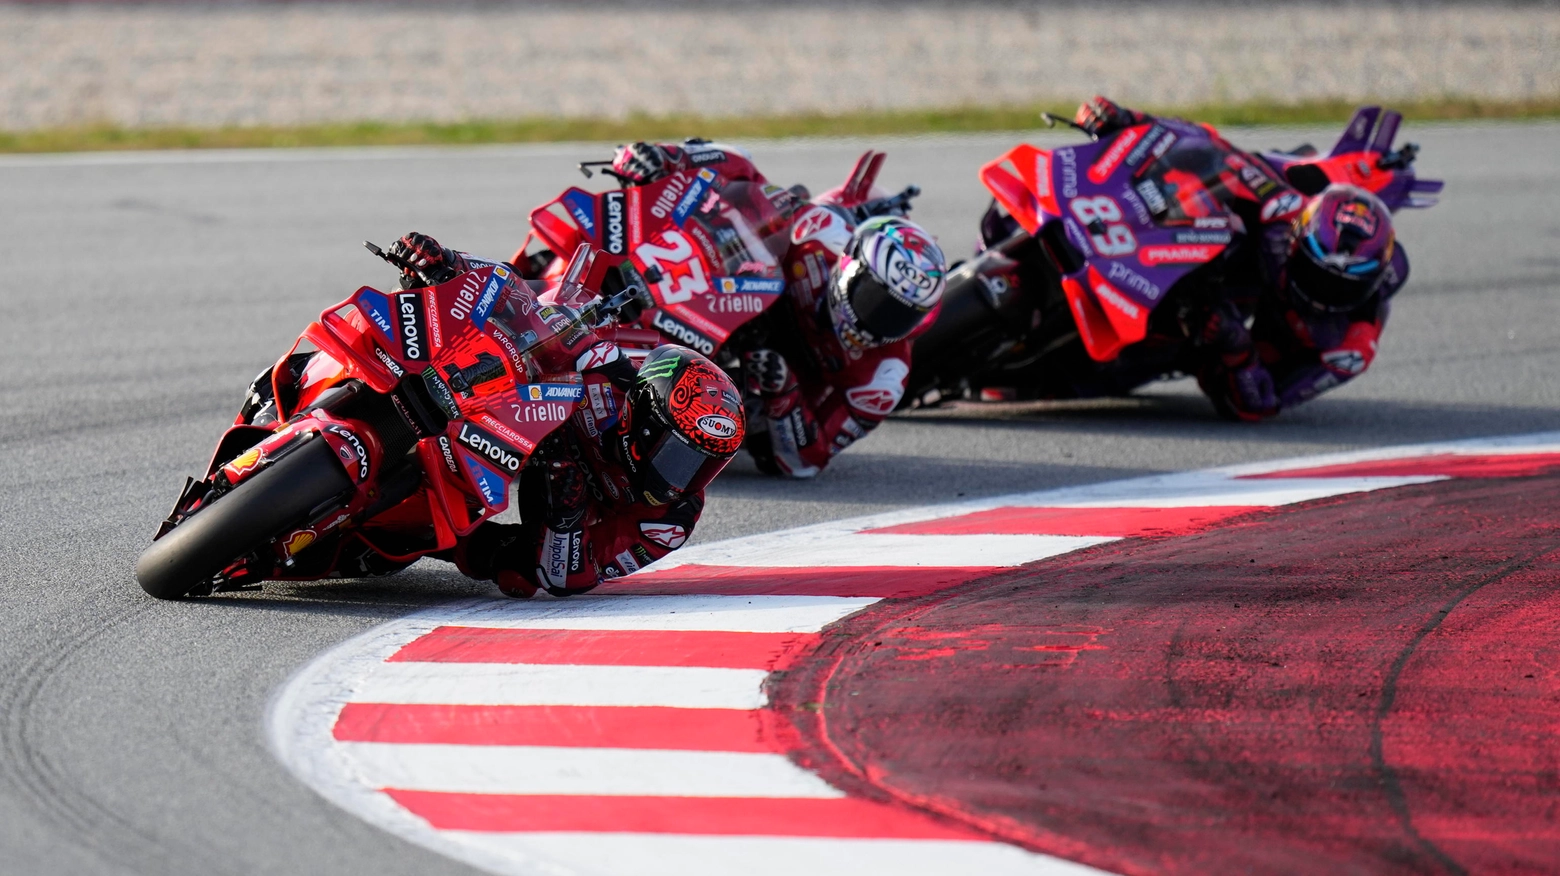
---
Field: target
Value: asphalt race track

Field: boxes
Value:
[0,122,1557,875]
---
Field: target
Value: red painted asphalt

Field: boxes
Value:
[773,475,1560,875]
[867,505,1262,537]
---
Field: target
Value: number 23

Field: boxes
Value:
[636,230,709,305]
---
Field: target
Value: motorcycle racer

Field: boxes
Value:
[607,140,949,476]
[244,232,745,597]
[1074,97,1410,421]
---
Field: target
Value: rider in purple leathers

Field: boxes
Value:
[1074,97,1409,421]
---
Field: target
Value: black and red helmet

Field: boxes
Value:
[621,345,745,505]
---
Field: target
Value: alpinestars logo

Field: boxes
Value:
[845,358,909,416]
[603,191,627,255]
[639,522,687,549]
[395,292,429,361]
[576,342,621,371]
[1322,347,1369,375]
[456,422,523,473]
[1261,191,1305,223]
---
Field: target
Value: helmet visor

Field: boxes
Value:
[842,265,926,344]
[640,429,730,504]
[1287,235,1379,312]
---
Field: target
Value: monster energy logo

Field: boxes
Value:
[638,356,682,382]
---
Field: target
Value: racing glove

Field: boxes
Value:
[1195,299,1255,367]
[743,348,794,398]
[390,232,470,289]
[1200,355,1279,422]
[1074,96,1147,138]
[612,142,672,186]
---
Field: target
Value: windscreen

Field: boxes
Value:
[1139,140,1254,223]
[690,181,797,275]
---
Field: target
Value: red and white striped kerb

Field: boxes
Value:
[269,432,1560,876]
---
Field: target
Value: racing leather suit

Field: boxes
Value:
[1081,98,1409,421]
[455,316,706,597]
[613,139,915,477]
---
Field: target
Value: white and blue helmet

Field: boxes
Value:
[827,216,947,349]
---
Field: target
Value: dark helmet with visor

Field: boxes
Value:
[621,345,745,505]
[1284,184,1397,313]
[826,216,947,350]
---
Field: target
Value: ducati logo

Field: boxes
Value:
[639,522,687,549]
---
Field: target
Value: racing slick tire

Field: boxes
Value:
[135,436,354,600]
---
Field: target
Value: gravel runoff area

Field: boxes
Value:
[1,1,1557,131]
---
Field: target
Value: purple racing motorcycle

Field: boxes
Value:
[902,106,1441,408]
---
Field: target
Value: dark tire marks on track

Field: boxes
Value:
[774,476,1560,875]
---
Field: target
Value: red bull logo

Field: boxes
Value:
[1333,199,1379,237]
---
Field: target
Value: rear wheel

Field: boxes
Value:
[135,436,353,599]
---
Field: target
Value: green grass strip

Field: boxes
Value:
[4,97,1557,154]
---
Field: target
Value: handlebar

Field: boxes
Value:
[578,159,634,185]
[1377,142,1419,171]
[851,184,921,222]
[581,277,654,329]
[363,239,415,272]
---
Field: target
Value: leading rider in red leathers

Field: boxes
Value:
[242,232,745,597]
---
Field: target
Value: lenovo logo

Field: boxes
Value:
[395,292,428,361]
[603,191,626,255]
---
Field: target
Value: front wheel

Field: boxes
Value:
[135,436,353,599]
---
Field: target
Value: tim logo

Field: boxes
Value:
[395,292,428,361]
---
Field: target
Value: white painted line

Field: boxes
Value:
[654,475,1443,573]
[675,533,1115,569]
[1004,474,1443,508]
[339,742,844,799]
[351,662,770,710]
[433,594,882,634]
[450,832,1112,876]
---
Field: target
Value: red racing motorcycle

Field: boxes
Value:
[513,151,918,367]
[135,245,648,599]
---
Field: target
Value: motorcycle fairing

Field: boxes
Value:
[521,165,826,356]
[1258,107,1443,212]
[270,266,581,540]
[980,121,1227,362]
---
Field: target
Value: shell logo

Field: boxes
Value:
[282,530,317,558]
[225,447,264,479]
